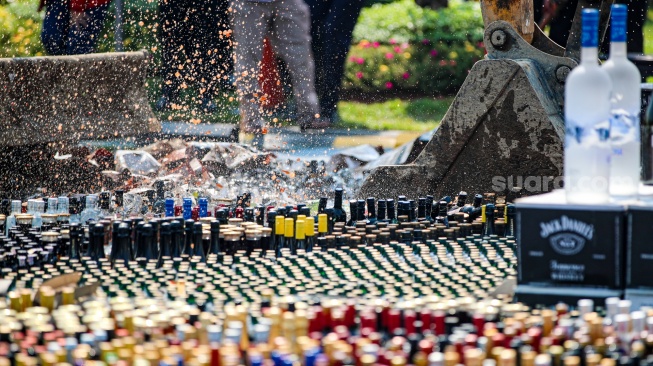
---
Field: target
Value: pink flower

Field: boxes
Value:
[385,81,393,89]
[356,57,365,65]
[422,39,431,45]
[430,49,439,57]
[401,43,409,49]
[394,46,401,53]
[373,41,380,48]
[402,72,410,80]
[385,52,394,59]
[389,38,397,45]
[449,60,457,66]
[356,71,364,79]
[439,60,447,66]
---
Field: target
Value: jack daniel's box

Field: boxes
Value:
[626,202,653,289]
[516,190,625,290]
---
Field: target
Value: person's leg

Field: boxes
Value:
[624,0,646,54]
[230,0,272,131]
[303,0,333,114]
[548,0,577,47]
[40,0,70,56]
[319,0,364,118]
[66,2,110,55]
[156,0,190,109]
[271,0,321,126]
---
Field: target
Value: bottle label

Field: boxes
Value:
[610,110,640,150]
[611,4,628,43]
[565,120,611,146]
[581,9,599,48]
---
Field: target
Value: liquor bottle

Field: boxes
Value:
[317,197,327,217]
[294,219,305,255]
[417,198,427,220]
[86,223,106,262]
[46,197,58,214]
[31,200,44,229]
[377,199,387,222]
[305,216,315,252]
[318,213,328,237]
[199,198,209,218]
[114,189,124,218]
[209,220,220,255]
[565,8,612,204]
[333,188,347,223]
[284,217,295,254]
[347,200,358,226]
[602,4,642,198]
[366,197,377,225]
[504,204,516,237]
[275,215,285,257]
[183,197,193,220]
[183,219,194,255]
[434,201,449,228]
[387,198,397,224]
[191,222,206,261]
[69,222,83,259]
[170,219,183,258]
[111,222,133,265]
[482,204,496,237]
[5,200,20,236]
[152,181,166,216]
[165,198,175,217]
[80,195,100,224]
[425,195,434,222]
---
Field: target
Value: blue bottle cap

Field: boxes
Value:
[165,198,175,217]
[611,4,627,43]
[199,197,208,218]
[581,8,600,48]
[183,197,192,220]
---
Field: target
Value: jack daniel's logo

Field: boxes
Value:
[539,215,594,255]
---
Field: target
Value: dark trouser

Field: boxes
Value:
[305,0,365,117]
[158,0,233,98]
[41,0,110,55]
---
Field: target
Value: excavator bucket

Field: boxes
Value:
[0,51,160,146]
[359,0,613,199]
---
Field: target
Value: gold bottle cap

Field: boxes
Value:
[284,218,294,238]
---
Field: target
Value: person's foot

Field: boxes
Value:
[299,115,332,131]
[240,118,266,134]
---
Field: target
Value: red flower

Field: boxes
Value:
[356,72,364,79]
[385,81,393,89]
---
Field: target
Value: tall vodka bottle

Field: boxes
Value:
[602,4,642,198]
[564,8,613,204]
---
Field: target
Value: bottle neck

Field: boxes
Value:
[581,47,599,66]
[609,42,627,59]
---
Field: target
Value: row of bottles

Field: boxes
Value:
[565,5,642,203]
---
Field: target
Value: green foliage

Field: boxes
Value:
[338,97,450,131]
[0,0,43,57]
[352,0,483,45]
[346,0,484,95]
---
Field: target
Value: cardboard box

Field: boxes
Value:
[516,190,625,289]
[627,203,653,289]
[515,284,622,307]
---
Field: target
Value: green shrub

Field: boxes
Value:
[345,0,485,95]
[0,0,44,57]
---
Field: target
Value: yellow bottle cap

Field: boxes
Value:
[305,217,315,237]
[284,218,294,238]
[481,205,487,223]
[318,214,328,233]
[297,215,307,222]
[275,215,285,235]
[295,220,306,240]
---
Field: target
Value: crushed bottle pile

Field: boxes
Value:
[2,139,383,206]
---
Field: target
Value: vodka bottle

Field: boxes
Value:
[31,200,44,229]
[602,4,642,198]
[564,8,613,204]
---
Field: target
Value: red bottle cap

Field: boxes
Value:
[405,310,416,336]
[433,310,446,336]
